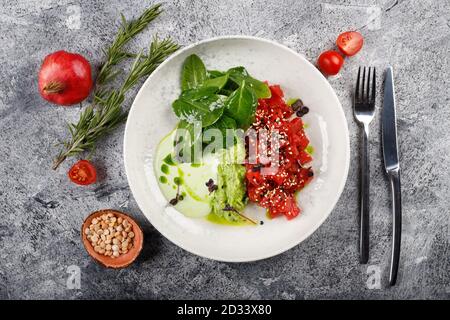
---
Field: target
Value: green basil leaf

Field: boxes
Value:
[172,87,225,127]
[227,67,271,99]
[181,54,208,90]
[203,74,229,91]
[224,80,257,128]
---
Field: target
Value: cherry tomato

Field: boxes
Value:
[336,31,364,56]
[317,50,344,76]
[68,160,97,185]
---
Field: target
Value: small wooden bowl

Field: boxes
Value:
[81,209,144,268]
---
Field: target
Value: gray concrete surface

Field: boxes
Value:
[0,0,449,299]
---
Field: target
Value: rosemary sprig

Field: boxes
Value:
[53,5,179,169]
[95,4,163,88]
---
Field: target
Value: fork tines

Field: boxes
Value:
[355,66,376,108]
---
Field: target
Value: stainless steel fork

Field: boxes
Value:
[353,66,376,264]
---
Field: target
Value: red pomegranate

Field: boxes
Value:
[38,50,93,106]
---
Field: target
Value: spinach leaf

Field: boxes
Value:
[203,74,229,91]
[204,115,238,152]
[205,115,237,138]
[227,67,271,99]
[207,70,226,78]
[181,54,208,90]
[172,87,225,127]
[218,88,235,96]
[224,80,257,128]
[180,86,218,100]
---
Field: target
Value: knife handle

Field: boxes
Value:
[359,124,370,264]
[388,169,402,285]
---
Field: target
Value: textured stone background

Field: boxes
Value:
[0,0,448,299]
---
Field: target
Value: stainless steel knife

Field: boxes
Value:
[381,66,402,286]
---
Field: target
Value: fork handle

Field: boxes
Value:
[359,124,370,264]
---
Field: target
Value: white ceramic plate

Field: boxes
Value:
[124,36,350,262]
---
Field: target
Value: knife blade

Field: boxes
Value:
[381,66,402,286]
[382,67,399,171]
